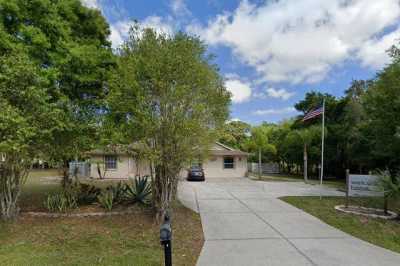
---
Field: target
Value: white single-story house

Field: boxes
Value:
[87,142,249,180]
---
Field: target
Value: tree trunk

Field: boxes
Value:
[61,160,71,188]
[153,162,178,224]
[258,148,262,179]
[0,156,29,221]
[303,143,308,183]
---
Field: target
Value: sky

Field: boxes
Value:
[82,0,400,125]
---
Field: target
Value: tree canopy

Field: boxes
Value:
[107,27,231,219]
[0,0,115,219]
[221,44,400,178]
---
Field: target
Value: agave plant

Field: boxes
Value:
[125,176,152,205]
[97,190,115,211]
[105,182,126,204]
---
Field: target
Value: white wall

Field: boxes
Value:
[90,155,150,179]
[90,154,248,179]
[179,155,248,179]
[203,155,248,178]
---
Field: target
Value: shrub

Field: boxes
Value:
[377,170,400,213]
[105,182,125,204]
[125,176,152,205]
[44,193,77,212]
[97,190,114,211]
[77,183,101,204]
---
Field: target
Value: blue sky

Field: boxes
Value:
[83,0,400,125]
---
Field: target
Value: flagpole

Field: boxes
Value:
[320,98,325,195]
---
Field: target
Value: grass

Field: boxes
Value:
[28,168,63,178]
[250,173,346,190]
[0,174,204,266]
[281,196,400,253]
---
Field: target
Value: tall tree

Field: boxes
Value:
[363,45,400,175]
[219,120,251,149]
[295,126,320,183]
[0,0,114,181]
[0,53,66,219]
[245,125,276,178]
[0,0,114,219]
[340,80,370,173]
[107,27,231,221]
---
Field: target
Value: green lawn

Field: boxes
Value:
[0,174,204,266]
[250,173,346,190]
[281,196,400,253]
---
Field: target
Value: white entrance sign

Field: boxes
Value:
[348,175,383,197]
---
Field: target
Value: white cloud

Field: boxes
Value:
[188,0,400,84]
[109,16,175,49]
[253,107,296,116]
[225,79,252,103]
[227,118,242,123]
[141,16,174,36]
[266,88,294,100]
[357,27,400,69]
[253,87,294,100]
[81,0,99,9]
[170,0,190,16]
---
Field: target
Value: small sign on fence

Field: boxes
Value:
[347,174,383,197]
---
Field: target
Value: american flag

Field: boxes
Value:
[303,106,323,121]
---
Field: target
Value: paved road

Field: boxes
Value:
[178,178,400,266]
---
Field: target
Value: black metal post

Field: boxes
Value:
[160,214,172,266]
[163,239,172,266]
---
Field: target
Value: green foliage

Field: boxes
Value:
[77,183,101,204]
[0,0,115,219]
[219,121,251,150]
[97,190,114,211]
[362,49,400,172]
[107,26,230,216]
[105,182,125,204]
[125,177,152,205]
[44,193,77,213]
[0,52,67,219]
[376,170,400,200]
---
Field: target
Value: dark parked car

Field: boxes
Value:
[187,166,205,181]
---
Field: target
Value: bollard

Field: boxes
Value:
[160,214,172,266]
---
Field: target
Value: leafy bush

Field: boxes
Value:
[97,190,115,211]
[105,182,126,204]
[77,183,101,204]
[377,170,400,213]
[377,170,400,199]
[44,193,78,212]
[125,176,152,205]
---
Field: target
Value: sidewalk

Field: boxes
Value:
[178,178,400,266]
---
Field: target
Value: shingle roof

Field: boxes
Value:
[88,142,249,156]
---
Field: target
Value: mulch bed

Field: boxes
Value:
[335,204,398,220]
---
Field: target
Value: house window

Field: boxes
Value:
[105,155,117,170]
[223,156,235,169]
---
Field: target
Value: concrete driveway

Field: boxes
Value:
[178,178,400,266]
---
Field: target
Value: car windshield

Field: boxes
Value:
[191,166,202,171]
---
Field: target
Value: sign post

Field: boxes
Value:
[345,169,350,208]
